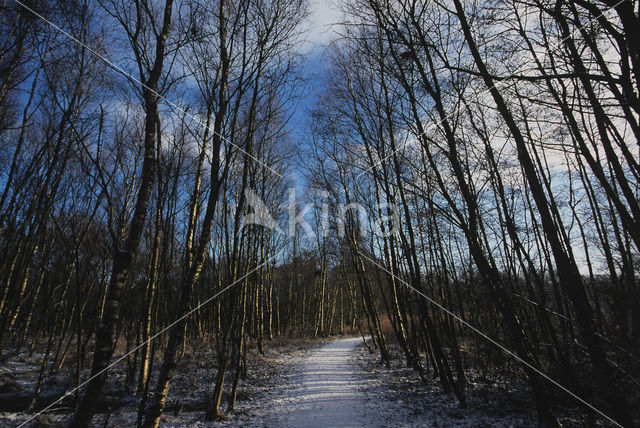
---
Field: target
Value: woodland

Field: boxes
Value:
[1,0,640,426]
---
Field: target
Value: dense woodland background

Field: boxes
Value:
[1,0,640,426]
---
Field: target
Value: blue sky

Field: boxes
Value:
[286,1,342,184]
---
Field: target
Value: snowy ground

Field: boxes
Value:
[1,336,612,427]
[262,337,368,427]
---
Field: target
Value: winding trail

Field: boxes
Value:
[273,337,368,427]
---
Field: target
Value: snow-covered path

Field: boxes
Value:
[272,337,368,427]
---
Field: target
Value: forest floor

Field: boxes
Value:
[0,336,610,427]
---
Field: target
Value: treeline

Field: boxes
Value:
[303,0,640,426]
[0,0,363,426]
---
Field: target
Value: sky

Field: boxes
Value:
[285,1,342,184]
[304,0,342,51]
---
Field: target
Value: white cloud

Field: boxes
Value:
[302,0,341,51]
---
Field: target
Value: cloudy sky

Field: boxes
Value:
[284,0,343,177]
[304,0,342,50]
